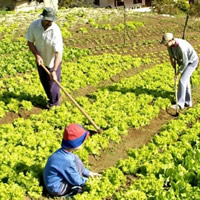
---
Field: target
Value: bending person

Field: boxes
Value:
[25,7,63,108]
[161,32,199,109]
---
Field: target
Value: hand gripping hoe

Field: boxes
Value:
[40,64,102,134]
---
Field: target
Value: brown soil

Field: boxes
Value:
[2,13,200,200]
[0,112,19,125]
[89,109,172,172]
[0,63,152,126]
[0,107,42,125]
[89,85,200,172]
[22,83,200,199]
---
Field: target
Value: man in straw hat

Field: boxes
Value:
[43,124,100,197]
[25,7,63,109]
[161,33,199,110]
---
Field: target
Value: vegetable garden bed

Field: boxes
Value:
[0,7,200,200]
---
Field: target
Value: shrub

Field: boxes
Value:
[152,0,182,15]
[58,0,93,8]
[176,0,190,12]
[189,2,200,17]
[58,0,74,8]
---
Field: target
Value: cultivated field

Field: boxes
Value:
[1,7,200,200]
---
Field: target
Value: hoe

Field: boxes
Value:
[40,64,102,134]
[174,64,179,117]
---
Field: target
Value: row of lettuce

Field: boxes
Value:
[0,34,163,78]
[0,62,200,199]
[0,36,91,77]
[74,103,200,200]
[1,33,199,78]
[1,7,199,58]
[0,53,152,118]
[1,29,199,79]
[2,8,199,78]
[0,8,145,77]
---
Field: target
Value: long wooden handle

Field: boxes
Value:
[175,77,178,114]
[174,66,179,114]
[40,64,102,133]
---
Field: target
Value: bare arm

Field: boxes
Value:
[27,41,43,65]
[53,52,62,71]
[88,171,101,178]
[51,52,62,81]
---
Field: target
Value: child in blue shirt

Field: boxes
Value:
[43,123,100,197]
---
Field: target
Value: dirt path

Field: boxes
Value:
[88,84,200,172]
[88,109,172,172]
[1,62,200,175]
[0,63,154,126]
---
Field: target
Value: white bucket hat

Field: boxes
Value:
[160,33,174,45]
[40,7,57,21]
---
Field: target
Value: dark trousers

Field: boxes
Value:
[37,63,61,107]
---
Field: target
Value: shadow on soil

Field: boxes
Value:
[89,85,200,172]
[1,91,47,108]
[106,85,174,100]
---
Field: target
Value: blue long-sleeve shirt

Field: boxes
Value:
[43,148,90,195]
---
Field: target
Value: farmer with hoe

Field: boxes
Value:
[161,33,199,110]
[43,123,100,197]
[25,7,63,109]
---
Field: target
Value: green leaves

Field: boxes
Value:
[0,53,145,118]
[1,7,200,200]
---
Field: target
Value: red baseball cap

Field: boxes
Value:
[61,124,89,149]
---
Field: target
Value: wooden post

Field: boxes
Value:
[123,2,126,45]
[182,13,189,40]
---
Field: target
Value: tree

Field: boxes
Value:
[58,0,93,8]
[182,2,200,39]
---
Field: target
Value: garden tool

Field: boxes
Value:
[174,65,179,116]
[40,64,102,133]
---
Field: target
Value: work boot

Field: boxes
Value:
[184,103,192,108]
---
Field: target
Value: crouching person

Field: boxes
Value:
[43,123,100,197]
